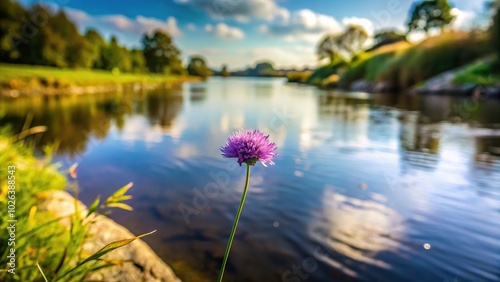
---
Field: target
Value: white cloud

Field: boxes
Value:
[450,8,476,30]
[136,16,181,36]
[205,23,244,40]
[65,8,182,44]
[261,9,342,43]
[187,23,196,31]
[198,45,316,70]
[174,0,287,22]
[101,15,135,30]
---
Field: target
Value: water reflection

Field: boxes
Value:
[0,89,183,154]
[313,189,403,273]
[1,78,499,282]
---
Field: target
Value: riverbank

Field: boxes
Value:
[0,64,201,98]
[0,132,181,281]
[287,31,500,97]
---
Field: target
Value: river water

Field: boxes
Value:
[1,77,499,281]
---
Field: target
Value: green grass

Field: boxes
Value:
[0,63,194,90]
[307,60,347,86]
[339,41,411,87]
[336,31,490,89]
[453,58,500,85]
[377,31,488,89]
[286,71,312,83]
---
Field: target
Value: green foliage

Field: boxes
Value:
[187,56,212,78]
[142,30,184,74]
[378,31,487,89]
[0,129,155,281]
[307,60,347,86]
[317,25,369,63]
[407,0,454,33]
[286,71,312,83]
[453,60,500,85]
[0,2,177,75]
[340,41,410,87]
[492,2,500,70]
[368,30,407,51]
[0,0,27,61]
[84,29,106,69]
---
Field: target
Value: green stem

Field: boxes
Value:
[217,164,251,282]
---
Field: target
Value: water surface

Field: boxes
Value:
[1,78,499,281]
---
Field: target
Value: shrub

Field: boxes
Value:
[286,71,312,83]
[307,60,347,86]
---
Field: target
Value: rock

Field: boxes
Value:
[373,81,395,92]
[351,80,375,92]
[37,190,181,282]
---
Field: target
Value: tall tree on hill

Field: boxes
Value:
[339,25,369,58]
[369,30,407,51]
[142,30,184,74]
[407,0,454,33]
[317,25,368,63]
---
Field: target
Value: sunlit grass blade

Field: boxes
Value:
[36,263,48,282]
[58,230,157,279]
[106,202,133,211]
[86,196,101,217]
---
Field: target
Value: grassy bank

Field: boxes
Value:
[0,128,151,281]
[291,31,492,91]
[453,59,500,86]
[0,64,198,96]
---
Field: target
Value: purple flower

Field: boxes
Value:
[221,130,278,166]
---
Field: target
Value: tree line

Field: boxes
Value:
[0,0,214,76]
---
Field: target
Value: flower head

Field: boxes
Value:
[221,130,278,166]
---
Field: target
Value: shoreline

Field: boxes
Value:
[38,190,182,282]
[0,63,202,98]
[0,79,199,98]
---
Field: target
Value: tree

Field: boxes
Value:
[369,30,407,51]
[407,0,454,33]
[317,34,342,64]
[84,29,105,68]
[317,25,368,63]
[0,0,27,62]
[492,0,500,69]
[221,65,231,77]
[129,49,146,73]
[100,36,122,71]
[339,25,369,58]
[254,61,275,76]
[187,55,212,77]
[142,30,184,74]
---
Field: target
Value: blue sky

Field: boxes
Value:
[20,0,488,70]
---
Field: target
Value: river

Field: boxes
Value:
[1,77,499,281]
